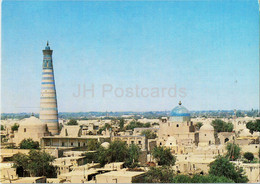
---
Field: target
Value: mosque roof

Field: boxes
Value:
[170,101,190,117]
[20,116,46,126]
[200,124,214,131]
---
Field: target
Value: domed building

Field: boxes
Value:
[169,101,191,122]
[198,124,215,147]
[13,115,51,146]
[157,101,196,153]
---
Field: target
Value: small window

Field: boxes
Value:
[205,134,206,136]
[71,142,73,146]
[131,141,134,144]
[176,124,179,127]
[78,142,80,147]
[160,142,162,145]
[62,142,65,146]
[256,146,258,148]
[138,141,141,144]
[170,143,172,145]
[24,128,26,132]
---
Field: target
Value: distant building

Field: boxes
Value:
[111,135,147,151]
[96,171,145,183]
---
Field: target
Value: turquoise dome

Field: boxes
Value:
[170,102,190,117]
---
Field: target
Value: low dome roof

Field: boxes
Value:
[239,129,251,136]
[170,101,190,117]
[101,142,110,149]
[200,124,214,131]
[20,116,46,127]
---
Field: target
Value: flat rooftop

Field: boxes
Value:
[59,169,98,177]
[1,177,45,183]
[97,171,145,177]
[42,135,110,139]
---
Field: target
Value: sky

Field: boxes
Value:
[1,0,259,113]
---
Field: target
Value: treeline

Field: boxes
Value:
[3,109,258,120]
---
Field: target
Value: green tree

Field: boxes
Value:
[125,144,141,168]
[209,156,248,183]
[134,166,174,183]
[246,120,260,134]
[119,118,125,130]
[172,174,234,183]
[12,150,56,178]
[19,138,39,149]
[192,174,234,183]
[226,143,241,161]
[141,130,157,139]
[195,122,203,130]
[1,125,5,130]
[12,152,29,176]
[143,122,151,127]
[98,123,111,134]
[86,139,101,151]
[172,175,191,183]
[67,119,78,125]
[243,152,254,162]
[211,119,233,132]
[152,146,176,166]
[84,146,108,166]
[259,148,260,159]
[84,141,141,168]
[106,140,128,163]
[11,123,19,131]
[95,146,109,166]
[84,151,98,164]
[126,121,151,130]
[58,123,63,132]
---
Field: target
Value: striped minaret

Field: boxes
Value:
[40,42,59,135]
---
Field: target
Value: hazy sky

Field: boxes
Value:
[1,1,259,113]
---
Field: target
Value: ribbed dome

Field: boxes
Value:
[170,101,190,117]
[200,124,214,131]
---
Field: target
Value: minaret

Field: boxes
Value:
[40,42,59,135]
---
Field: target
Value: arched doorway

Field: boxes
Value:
[224,138,229,143]
[16,166,24,177]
